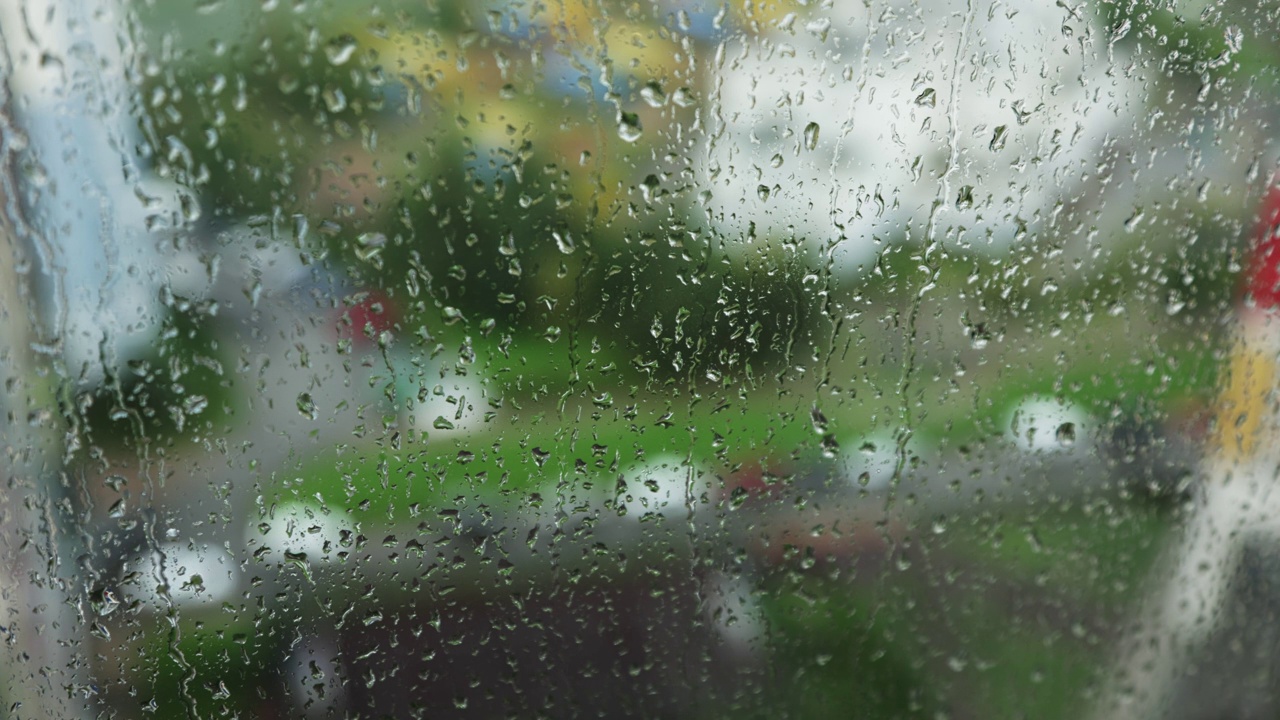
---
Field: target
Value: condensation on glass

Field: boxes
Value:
[1,0,1278,717]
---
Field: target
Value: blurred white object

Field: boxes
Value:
[124,542,241,608]
[1005,395,1091,453]
[617,455,713,522]
[702,0,1144,271]
[251,502,356,565]
[842,430,931,492]
[703,571,766,653]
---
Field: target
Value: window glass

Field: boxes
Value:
[2,0,1279,717]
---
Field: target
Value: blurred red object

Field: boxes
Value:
[335,289,399,348]
[1243,181,1280,311]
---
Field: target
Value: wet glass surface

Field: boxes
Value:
[2,1,1280,717]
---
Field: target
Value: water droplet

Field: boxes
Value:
[989,125,1008,152]
[757,185,771,201]
[1225,26,1243,54]
[297,393,317,420]
[180,192,201,223]
[1056,422,1076,447]
[184,395,208,415]
[1124,208,1145,232]
[640,81,667,108]
[672,87,695,108]
[914,88,937,107]
[803,122,820,151]
[810,405,829,434]
[956,185,975,210]
[283,551,311,582]
[1011,101,1033,125]
[356,231,386,248]
[91,589,120,617]
[325,35,358,66]
[618,113,643,142]
[806,18,832,42]
[322,86,347,113]
[640,174,662,203]
[553,230,575,254]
